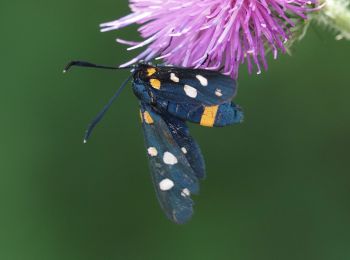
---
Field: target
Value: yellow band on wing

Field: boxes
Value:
[200,105,219,127]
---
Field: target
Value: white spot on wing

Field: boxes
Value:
[181,147,187,154]
[181,188,190,197]
[215,88,223,97]
[147,147,158,157]
[163,151,178,165]
[196,75,208,86]
[184,85,197,98]
[159,178,174,191]
[170,73,180,83]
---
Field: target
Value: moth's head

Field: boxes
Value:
[133,63,155,78]
[132,63,161,90]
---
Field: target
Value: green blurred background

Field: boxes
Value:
[1,1,350,259]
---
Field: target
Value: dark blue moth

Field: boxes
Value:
[64,61,244,224]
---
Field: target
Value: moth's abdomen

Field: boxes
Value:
[165,102,243,127]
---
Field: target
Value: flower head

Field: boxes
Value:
[101,0,318,78]
[314,0,350,40]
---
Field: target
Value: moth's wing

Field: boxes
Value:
[164,101,244,127]
[150,66,237,106]
[161,112,206,179]
[140,103,201,224]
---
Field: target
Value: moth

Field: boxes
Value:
[64,61,244,224]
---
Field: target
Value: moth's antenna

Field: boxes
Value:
[63,60,132,73]
[83,74,133,143]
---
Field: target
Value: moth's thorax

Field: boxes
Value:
[132,64,161,104]
[132,64,158,82]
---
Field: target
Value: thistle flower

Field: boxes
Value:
[101,0,318,78]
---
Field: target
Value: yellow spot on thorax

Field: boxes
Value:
[147,68,157,76]
[200,105,219,127]
[143,111,154,124]
[150,79,161,90]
